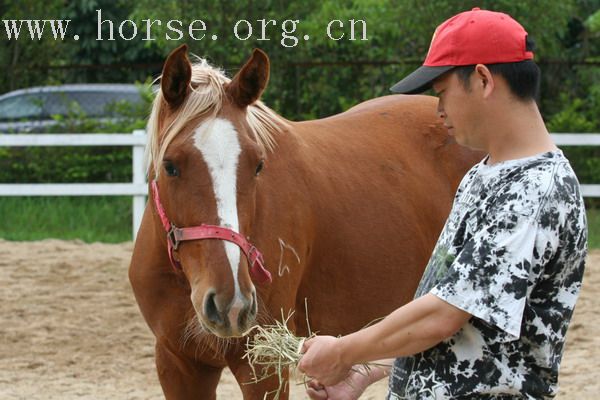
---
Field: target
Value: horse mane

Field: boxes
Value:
[146,55,288,177]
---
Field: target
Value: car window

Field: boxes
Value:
[44,91,140,117]
[0,94,45,121]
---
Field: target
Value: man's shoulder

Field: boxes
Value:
[516,153,584,215]
[501,151,563,182]
[495,152,576,202]
[461,151,581,222]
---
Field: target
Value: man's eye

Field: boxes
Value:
[163,161,179,177]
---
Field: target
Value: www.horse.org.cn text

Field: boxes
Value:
[2,9,369,48]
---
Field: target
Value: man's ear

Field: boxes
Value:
[161,44,192,109]
[474,64,494,99]
[226,48,270,108]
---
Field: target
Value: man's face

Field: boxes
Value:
[432,71,486,151]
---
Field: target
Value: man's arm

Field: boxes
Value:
[342,293,471,362]
[298,293,471,386]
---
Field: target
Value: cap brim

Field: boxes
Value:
[390,65,454,94]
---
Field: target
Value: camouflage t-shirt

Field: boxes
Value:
[388,150,587,399]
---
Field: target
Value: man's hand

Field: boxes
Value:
[305,367,370,400]
[297,294,471,392]
[297,335,352,386]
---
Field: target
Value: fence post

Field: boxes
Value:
[132,129,147,240]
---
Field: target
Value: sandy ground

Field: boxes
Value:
[0,239,597,399]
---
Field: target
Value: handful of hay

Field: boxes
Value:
[243,308,388,400]
[242,311,313,399]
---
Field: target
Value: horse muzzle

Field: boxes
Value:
[199,289,258,337]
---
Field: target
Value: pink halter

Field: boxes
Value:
[150,180,272,284]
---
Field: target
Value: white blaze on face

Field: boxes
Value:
[193,118,245,316]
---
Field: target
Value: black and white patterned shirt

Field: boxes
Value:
[388,150,587,399]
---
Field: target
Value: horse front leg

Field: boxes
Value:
[155,338,224,400]
[229,357,290,400]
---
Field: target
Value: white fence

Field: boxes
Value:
[0,132,598,240]
[0,130,147,239]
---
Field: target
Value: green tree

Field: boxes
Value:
[0,0,67,90]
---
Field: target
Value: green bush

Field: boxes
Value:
[548,79,600,188]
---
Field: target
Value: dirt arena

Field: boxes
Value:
[1,239,598,399]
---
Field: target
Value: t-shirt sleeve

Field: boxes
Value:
[430,211,540,340]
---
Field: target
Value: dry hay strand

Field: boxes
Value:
[242,310,311,399]
[243,302,389,400]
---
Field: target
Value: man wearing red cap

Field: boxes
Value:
[299,8,587,399]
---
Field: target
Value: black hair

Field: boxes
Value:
[453,36,540,102]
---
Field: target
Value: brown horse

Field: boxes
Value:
[129,44,481,399]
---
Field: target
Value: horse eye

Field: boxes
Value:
[255,160,264,176]
[163,161,179,177]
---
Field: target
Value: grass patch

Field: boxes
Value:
[0,196,133,243]
[587,208,600,250]
[0,197,599,248]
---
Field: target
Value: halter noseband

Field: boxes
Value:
[150,180,272,284]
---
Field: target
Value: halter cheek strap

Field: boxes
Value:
[151,180,272,284]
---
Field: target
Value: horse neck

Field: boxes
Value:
[253,123,314,242]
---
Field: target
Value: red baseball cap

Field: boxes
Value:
[390,8,534,94]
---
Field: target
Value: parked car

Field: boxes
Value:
[0,84,146,133]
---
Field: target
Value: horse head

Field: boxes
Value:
[146,45,285,338]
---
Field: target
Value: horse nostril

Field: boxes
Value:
[238,293,258,328]
[204,291,223,325]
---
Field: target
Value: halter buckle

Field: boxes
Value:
[167,223,181,250]
[247,245,258,262]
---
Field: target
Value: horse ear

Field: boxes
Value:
[227,48,270,108]
[161,44,192,109]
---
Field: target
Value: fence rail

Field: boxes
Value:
[0,133,147,147]
[550,133,600,146]
[0,130,147,239]
[0,132,598,240]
